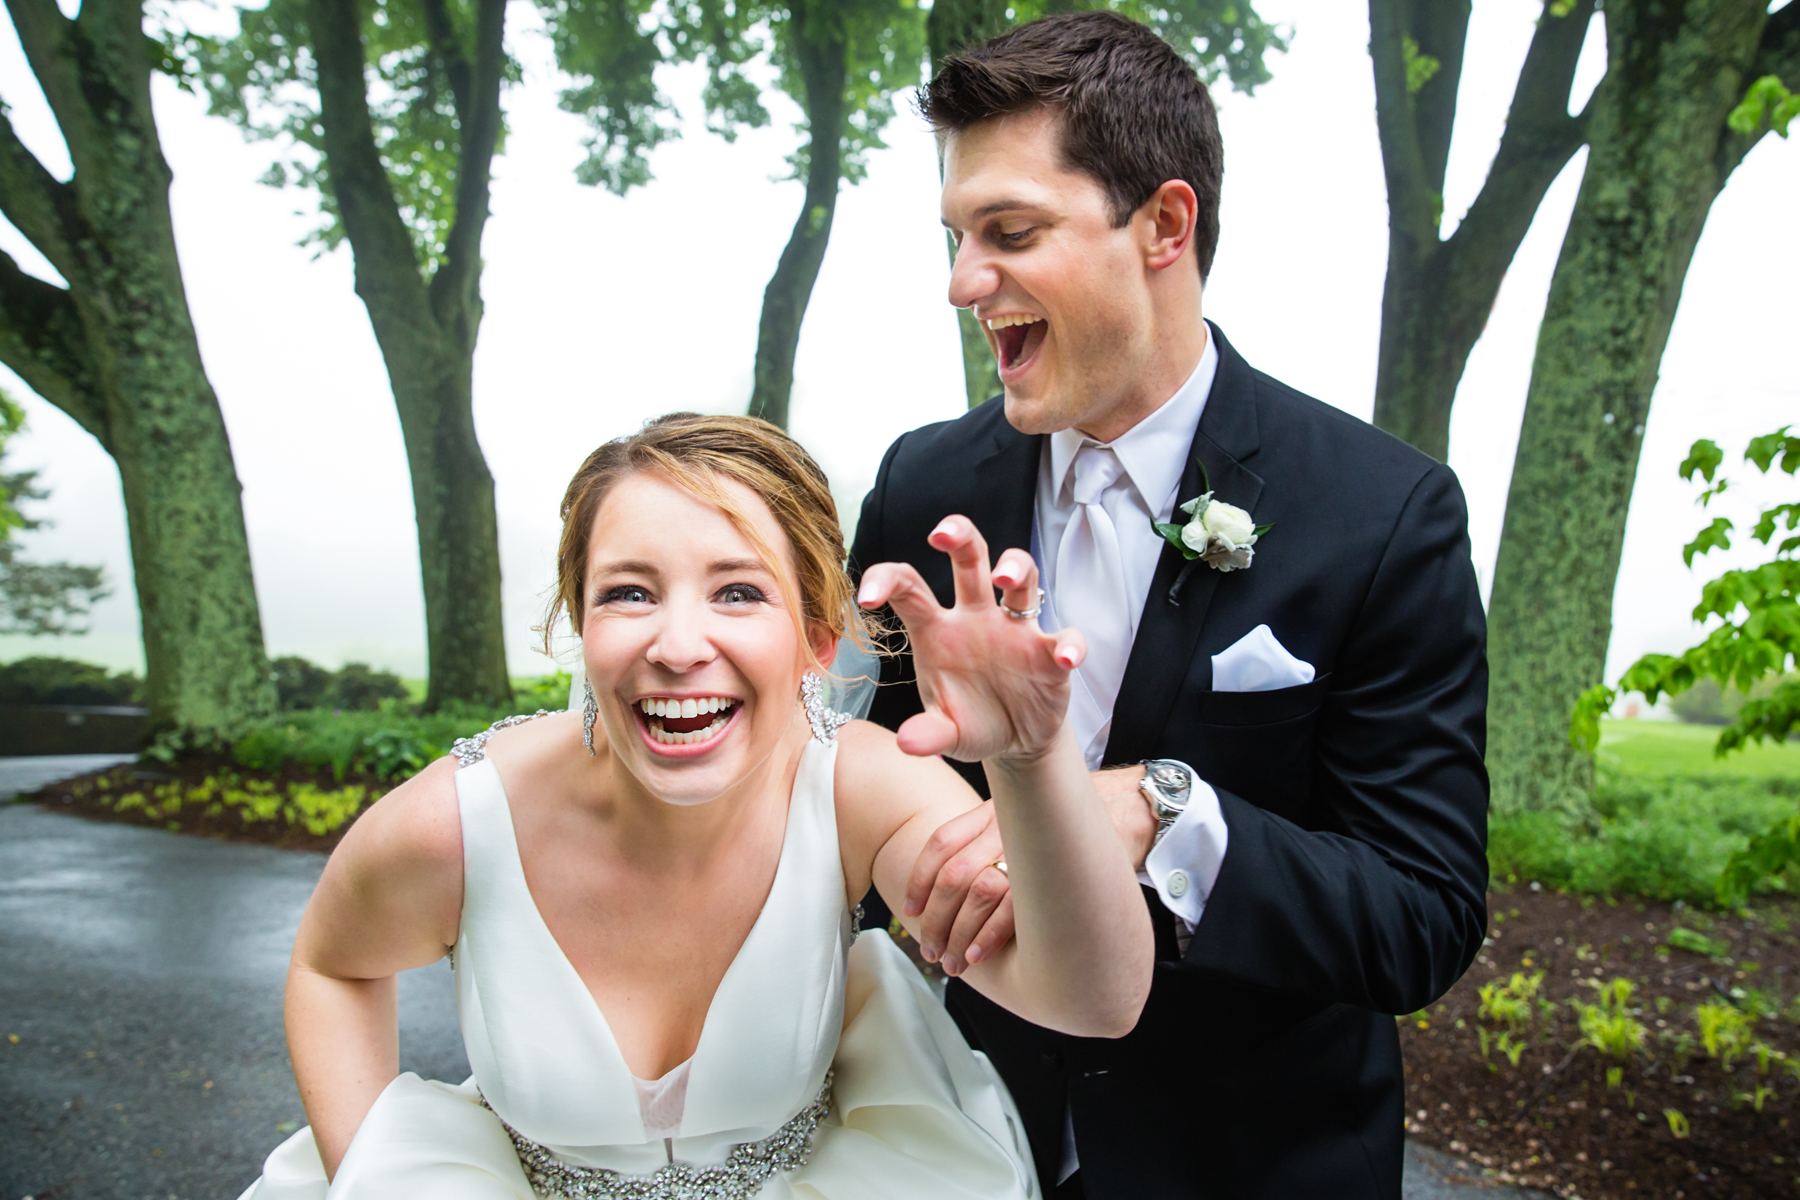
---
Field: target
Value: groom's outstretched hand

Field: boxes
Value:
[907,766,1161,975]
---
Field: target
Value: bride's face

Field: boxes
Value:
[580,470,828,806]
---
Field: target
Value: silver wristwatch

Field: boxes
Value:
[1140,758,1197,844]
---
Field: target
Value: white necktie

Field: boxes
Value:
[1054,445,1134,759]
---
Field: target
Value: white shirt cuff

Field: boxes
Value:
[1138,777,1227,926]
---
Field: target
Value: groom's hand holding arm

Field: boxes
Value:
[907,766,1155,975]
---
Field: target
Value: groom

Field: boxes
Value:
[850,12,1489,1200]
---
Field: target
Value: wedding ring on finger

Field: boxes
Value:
[991,859,1008,875]
[1001,588,1045,621]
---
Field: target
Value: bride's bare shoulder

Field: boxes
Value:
[334,753,465,876]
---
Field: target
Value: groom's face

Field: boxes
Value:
[940,108,1154,437]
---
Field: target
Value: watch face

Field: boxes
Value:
[1149,763,1192,806]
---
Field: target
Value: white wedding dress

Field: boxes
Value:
[238,709,1038,1200]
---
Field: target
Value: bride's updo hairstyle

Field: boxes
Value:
[543,413,880,672]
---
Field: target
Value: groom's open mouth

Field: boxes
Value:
[987,314,1047,377]
[636,696,740,747]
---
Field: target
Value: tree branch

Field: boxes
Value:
[307,0,430,315]
[1715,2,1800,178]
[431,0,505,320]
[2,0,91,171]
[1369,0,1439,244]
[1443,0,1590,275]
[0,248,108,447]
[0,109,78,279]
[418,0,475,125]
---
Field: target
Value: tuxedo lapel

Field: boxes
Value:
[1103,324,1264,767]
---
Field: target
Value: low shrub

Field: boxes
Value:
[270,656,409,713]
[0,655,141,705]
[228,707,508,781]
[77,770,372,837]
[1488,773,1800,904]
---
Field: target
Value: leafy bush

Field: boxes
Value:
[227,706,511,781]
[513,670,572,712]
[267,656,412,713]
[0,656,141,705]
[271,655,334,711]
[1488,773,1800,904]
[330,662,409,711]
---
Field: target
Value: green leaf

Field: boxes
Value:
[1718,810,1800,910]
[1746,426,1798,476]
[1568,684,1615,753]
[1683,517,1733,567]
[1728,75,1797,139]
[1666,927,1730,958]
[1680,438,1725,483]
[1252,522,1274,537]
[1154,521,1198,560]
[1400,35,1441,96]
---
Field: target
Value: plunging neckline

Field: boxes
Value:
[482,759,801,1086]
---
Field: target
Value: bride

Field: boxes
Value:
[240,413,1153,1199]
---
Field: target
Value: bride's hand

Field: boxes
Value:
[858,516,1086,764]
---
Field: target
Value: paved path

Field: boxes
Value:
[2,757,1542,1200]
[0,755,136,801]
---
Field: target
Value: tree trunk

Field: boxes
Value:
[1485,0,1786,815]
[1368,0,1589,461]
[0,0,275,744]
[308,0,513,710]
[928,0,1010,409]
[747,9,847,431]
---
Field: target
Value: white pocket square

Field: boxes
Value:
[1211,624,1316,693]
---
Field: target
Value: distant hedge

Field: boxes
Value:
[0,656,142,706]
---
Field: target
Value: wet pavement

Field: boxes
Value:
[1,774,465,1200]
[1,756,1540,1199]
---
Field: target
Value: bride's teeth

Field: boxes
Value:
[985,314,1042,330]
[679,699,696,719]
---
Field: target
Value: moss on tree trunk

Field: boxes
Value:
[0,0,275,743]
[1486,0,1784,814]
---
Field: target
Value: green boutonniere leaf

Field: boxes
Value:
[1154,521,1197,559]
[1254,522,1275,537]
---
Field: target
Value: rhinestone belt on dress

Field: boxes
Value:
[482,1071,833,1200]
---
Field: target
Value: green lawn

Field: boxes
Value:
[1598,718,1800,778]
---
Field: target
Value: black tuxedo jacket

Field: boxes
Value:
[846,324,1489,1199]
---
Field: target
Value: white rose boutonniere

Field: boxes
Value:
[1154,461,1272,602]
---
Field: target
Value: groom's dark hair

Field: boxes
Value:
[919,10,1223,278]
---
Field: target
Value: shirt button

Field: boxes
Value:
[1166,869,1191,898]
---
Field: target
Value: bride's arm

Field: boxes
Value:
[283,757,463,1178]
[848,517,1154,1038]
[838,721,1150,1037]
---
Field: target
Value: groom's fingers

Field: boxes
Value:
[928,516,994,611]
[904,803,1001,919]
[939,870,1011,977]
[958,893,1015,973]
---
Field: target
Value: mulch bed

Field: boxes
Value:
[20,757,384,852]
[1402,888,1800,1199]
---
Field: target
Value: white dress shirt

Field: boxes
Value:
[1032,331,1230,1183]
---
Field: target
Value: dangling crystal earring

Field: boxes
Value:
[581,681,597,756]
[801,672,850,746]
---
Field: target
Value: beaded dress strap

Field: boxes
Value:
[452,710,555,766]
